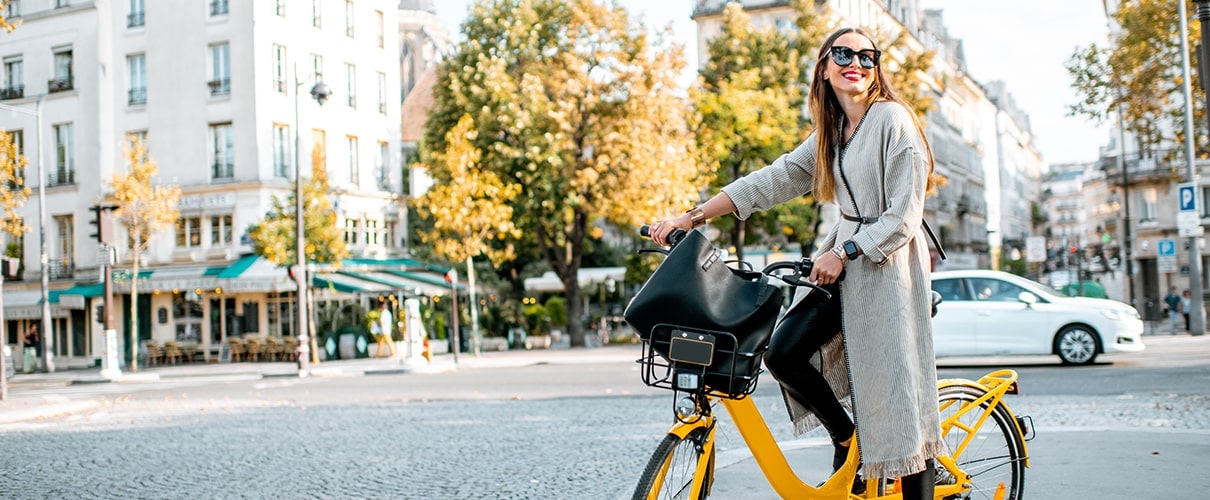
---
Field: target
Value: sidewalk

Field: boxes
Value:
[0,340,642,424]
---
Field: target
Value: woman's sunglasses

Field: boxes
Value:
[829,46,881,69]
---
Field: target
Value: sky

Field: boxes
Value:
[433,0,1112,166]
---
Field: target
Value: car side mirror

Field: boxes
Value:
[1017,291,1039,306]
[930,290,943,318]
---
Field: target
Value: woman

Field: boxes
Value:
[649,27,943,497]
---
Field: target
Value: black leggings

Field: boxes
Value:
[763,283,854,445]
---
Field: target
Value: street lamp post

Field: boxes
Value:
[0,96,52,373]
[292,63,331,374]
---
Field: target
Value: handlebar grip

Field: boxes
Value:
[638,225,687,246]
[639,224,651,237]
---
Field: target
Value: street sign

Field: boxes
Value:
[1177,182,1204,237]
[1025,236,1046,263]
[1158,238,1178,273]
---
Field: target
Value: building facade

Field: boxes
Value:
[0,0,409,369]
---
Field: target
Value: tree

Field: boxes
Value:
[424,0,707,347]
[248,143,347,362]
[0,0,18,33]
[1067,0,1206,160]
[108,136,180,373]
[693,3,807,261]
[0,130,29,239]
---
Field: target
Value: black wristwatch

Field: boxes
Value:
[842,240,860,260]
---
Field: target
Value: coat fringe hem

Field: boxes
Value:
[862,440,946,479]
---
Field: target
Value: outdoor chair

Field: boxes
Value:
[144,341,163,366]
[162,341,182,365]
[264,337,283,361]
[245,338,264,362]
[281,337,298,361]
[227,338,246,362]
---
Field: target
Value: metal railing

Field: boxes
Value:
[47,258,73,280]
[48,169,74,186]
[47,77,73,93]
[209,0,228,16]
[0,85,23,100]
[212,161,233,179]
[127,11,144,27]
[208,78,230,96]
[128,87,146,105]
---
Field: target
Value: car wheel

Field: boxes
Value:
[1055,325,1099,365]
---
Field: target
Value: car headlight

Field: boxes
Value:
[1101,308,1137,321]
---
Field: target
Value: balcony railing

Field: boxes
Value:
[208,78,230,96]
[0,85,24,100]
[128,87,146,105]
[128,11,144,27]
[48,169,74,186]
[209,0,228,16]
[48,258,73,280]
[212,161,233,179]
[47,76,73,93]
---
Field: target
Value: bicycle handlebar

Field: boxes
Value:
[638,225,837,300]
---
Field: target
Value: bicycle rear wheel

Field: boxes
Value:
[937,385,1026,500]
[632,429,714,500]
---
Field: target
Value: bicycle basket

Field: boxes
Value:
[637,324,768,399]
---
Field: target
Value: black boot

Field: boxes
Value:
[831,443,866,495]
[898,459,935,500]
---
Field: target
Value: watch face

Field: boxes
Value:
[843,241,859,258]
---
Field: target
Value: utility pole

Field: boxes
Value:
[1185,1,1207,335]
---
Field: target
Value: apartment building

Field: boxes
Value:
[0,0,407,369]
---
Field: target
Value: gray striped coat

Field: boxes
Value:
[720,101,944,479]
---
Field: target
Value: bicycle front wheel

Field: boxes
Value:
[632,429,714,500]
[937,385,1026,500]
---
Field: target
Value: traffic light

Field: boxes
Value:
[88,205,114,244]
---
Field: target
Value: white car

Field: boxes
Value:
[930,269,1144,365]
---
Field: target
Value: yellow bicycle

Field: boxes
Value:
[628,230,1032,499]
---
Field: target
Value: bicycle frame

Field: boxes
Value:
[649,369,1029,499]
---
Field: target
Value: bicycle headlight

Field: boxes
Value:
[675,396,698,419]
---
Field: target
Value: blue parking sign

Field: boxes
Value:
[1179,183,1196,212]
[1157,239,1176,257]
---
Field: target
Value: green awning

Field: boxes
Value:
[49,282,105,302]
[312,276,362,294]
[216,254,259,278]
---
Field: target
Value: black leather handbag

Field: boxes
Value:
[624,230,783,395]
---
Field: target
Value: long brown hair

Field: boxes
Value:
[809,27,935,202]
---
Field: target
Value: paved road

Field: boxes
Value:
[1,335,1208,498]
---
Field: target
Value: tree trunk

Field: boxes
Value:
[564,275,585,347]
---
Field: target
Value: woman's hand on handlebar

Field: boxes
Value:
[649,214,693,247]
[810,249,845,285]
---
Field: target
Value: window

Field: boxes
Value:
[128,0,145,27]
[274,124,290,178]
[51,123,73,185]
[272,44,287,93]
[931,279,970,302]
[376,71,386,114]
[345,63,356,108]
[173,293,203,342]
[311,129,326,170]
[376,141,389,190]
[127,54,146,105]
[364,219,378,245]
[55,0,69,8]
[1137,188,1157,223]
[344,218,359,244]
[375,10,384,48]
[384,220,397,248]
[1,57,22,100]
[210,214,233,246]
[344,0,354,38]
[126,130,148,163]
[209,0,227,16]
[346,135,358,184]
[49,49,73,93]
[176,217,202,248]
[209,297,238,346]
[209,43,230,96]
[267,292,296,338]
[274,0,285,16]
[1202,186,1210,218]
[209,122,233,179]
[311,53,323,82]
[969,278,1026,303]
[53,215,72,279]
[312,0,322,28]
[6,1,19,18]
